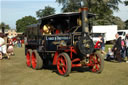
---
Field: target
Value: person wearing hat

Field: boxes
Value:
[7,38,14,56]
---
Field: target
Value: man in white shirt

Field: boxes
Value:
[0,35,9,59]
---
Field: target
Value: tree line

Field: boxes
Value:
[0,22,10,29]
[11,0,128,32]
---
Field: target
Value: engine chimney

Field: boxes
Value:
[80,7,89,33]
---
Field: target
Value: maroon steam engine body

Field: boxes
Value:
[24,8,104,76]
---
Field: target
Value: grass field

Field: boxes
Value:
[105,44,113,52]
[0,45,128,85]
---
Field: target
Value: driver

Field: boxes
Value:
[42,24,51,35]
[42,24,55,35]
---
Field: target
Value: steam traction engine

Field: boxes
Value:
[25,7,104,76]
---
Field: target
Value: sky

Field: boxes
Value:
[0,0,128,29]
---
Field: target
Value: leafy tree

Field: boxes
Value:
[125,20,128,29]
[56,0,122,12]
[5,25,10,29]
[36,6,55,18]
[124,0,128,5]
[110,16,126,30]
[0,22,11,29]
[93,15,125,30]
[16,16,37,32]
[56,0,123,26]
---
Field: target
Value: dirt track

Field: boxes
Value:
[0,47,128,85]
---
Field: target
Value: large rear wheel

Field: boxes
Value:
[31,50,43,70]
[57,53,71,76]
[26,49,32,67]
[89,51,104,73]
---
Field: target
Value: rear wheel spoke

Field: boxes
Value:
[61,58,66,67]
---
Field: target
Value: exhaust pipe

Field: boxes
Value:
[80,7,89,33]
[77,7,94,56]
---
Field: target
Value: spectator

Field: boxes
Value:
[106,48,114,61]
[94,36,106,55]
[120,39,126,60]
[14,40,17,47]
[13,38,17,47]
[125,34,128,63]
[94,40,101,49]
[0,35,10,59]
[7,38,14,56]
[99,36,106,54]
[112,33,122,62]
[94,36,102,49]
[21,39,24,47]
[17,39,21,48]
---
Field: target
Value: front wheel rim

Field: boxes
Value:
[90,54,101,72]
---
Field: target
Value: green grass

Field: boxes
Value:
[105,44,113,52]
[0,46,128,85]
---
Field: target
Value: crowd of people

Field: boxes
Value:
[105,34,128,63]
[0,35,23,60]
[94,33,128,63]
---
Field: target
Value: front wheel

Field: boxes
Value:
[89,51,104,73]
[57,53,71,76]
